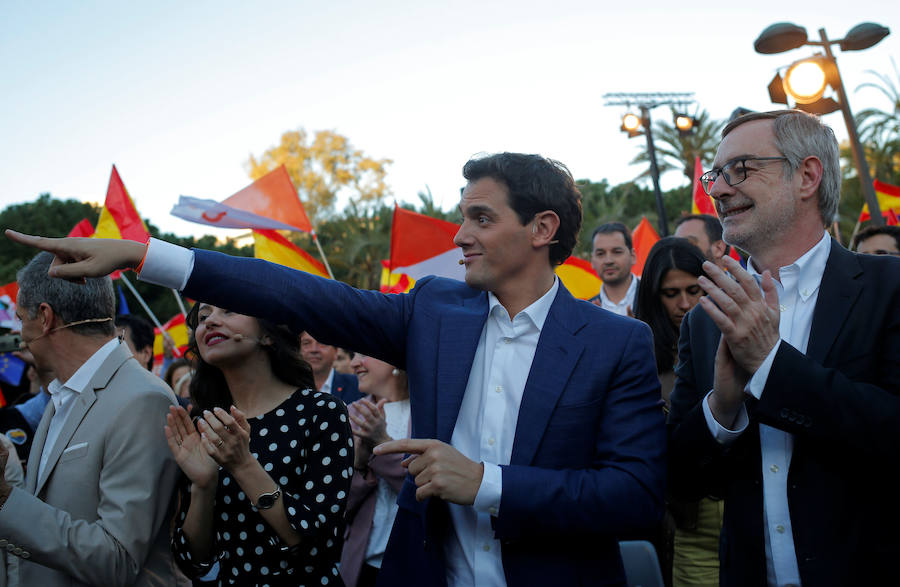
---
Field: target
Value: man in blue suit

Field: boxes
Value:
[7,152,666,586]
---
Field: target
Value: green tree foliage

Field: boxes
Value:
[0,194,101,283]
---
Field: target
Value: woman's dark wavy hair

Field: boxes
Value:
[462,152,582,266]
[185,304,315,414]
[633,237,707,374]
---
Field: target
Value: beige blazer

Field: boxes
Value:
[0,342,180,586]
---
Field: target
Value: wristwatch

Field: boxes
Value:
[252,486,282,510]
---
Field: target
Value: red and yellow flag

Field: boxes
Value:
[252,229,329,279]
[67,218,95,238]
[632,216,660,277]
[153,313,190,362]
[691,156,716,216]
[94,165,150,242]
[380,260,415,293]
[859,179,900,223]
[555,256,603,300]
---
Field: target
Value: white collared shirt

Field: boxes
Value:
[320,368,335,395]
[137,238,559,586]
[597,274,638,316]
[37,337,121,480]
[445,278,558,587]
[703,231,830,587]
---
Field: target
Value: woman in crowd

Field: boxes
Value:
[634,236,721,587]
[164,357,192,400]
[165,304,353,586]
[339,353,410,587]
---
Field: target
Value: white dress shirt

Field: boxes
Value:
[320,368,336,395]
[365,398,411,567]
[597,274,638,316]
[702,232,830,587]
[444,278,558,587]
[137,238,559,586]
[37,338,121,481]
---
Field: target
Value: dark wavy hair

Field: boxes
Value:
[185,304,315,414]
[633,237,707,374]
[463,152,583,265]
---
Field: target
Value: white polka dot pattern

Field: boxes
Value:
[171,388,353,585]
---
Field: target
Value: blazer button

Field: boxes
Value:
[21,551,30,559]
[0,539,7,548]
[780,408,790,419]
[5,544,14,552]
[12,547,22,556]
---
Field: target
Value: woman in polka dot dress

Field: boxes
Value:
[165,304,353,586]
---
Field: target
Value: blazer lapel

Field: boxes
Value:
[34,343,131,495]
[510,287,585,466]
[434,294,489,443]
[25,400,54,494]
[806,241,863,364]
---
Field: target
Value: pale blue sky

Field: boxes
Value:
[2,1,897,238]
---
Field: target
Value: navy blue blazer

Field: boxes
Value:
[184,250,666,586]
[668,241,900,586]
[331,371,363,405]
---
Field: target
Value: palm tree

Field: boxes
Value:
[629,108,724,184]
[854,58,900,147]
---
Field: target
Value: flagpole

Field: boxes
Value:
[119,273,183,358]
[171,289,189,317]
[310,231,336,280]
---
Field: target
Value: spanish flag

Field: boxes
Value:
[252,229,329,279]
[153,313,190,363]
[389,206,465,281]
[555,256,602,300]
[859,179,900,223]
[380,260,414,294]
[93,165,150,242]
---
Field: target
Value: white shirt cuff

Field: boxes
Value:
[702,390,749,445]
[138,238,195,290]
[473,462,502,517]
[745,340,782,400]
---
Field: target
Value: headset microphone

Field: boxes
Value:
[458,259,465,265]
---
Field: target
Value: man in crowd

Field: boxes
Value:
[674,213,731,267]
[115,313,155,371]
[0,252,180,586]
[853,224,900,256]
[668,110,900,585]
[7,151,665,586]
[300,331,362,404]
[589,222,639,315]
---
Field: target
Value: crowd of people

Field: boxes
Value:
[0,108,897,587]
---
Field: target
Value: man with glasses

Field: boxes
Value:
[668,110,900,585]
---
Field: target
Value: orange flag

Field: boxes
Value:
[153,313,190,362]
[171,166,313,233]
[93,165,150,242]
[859,179,900,223]
[691,156,716,216]
[389,206,464,281]
[632,216,660,277]
[555,256,603,300]
[252,229,329,279]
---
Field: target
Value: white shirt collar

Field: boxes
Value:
[599,273,638,307]
[748,232,831,301]
[47,338,121,405]
[487,276,559,331]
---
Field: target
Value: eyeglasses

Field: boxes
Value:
[699,156,789,195]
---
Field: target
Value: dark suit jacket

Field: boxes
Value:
[668,241,900,586]
[332,370,363,405]
[184,249,666,587]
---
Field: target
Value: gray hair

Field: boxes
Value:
[16,252,116,337]
[723,110,840,226]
